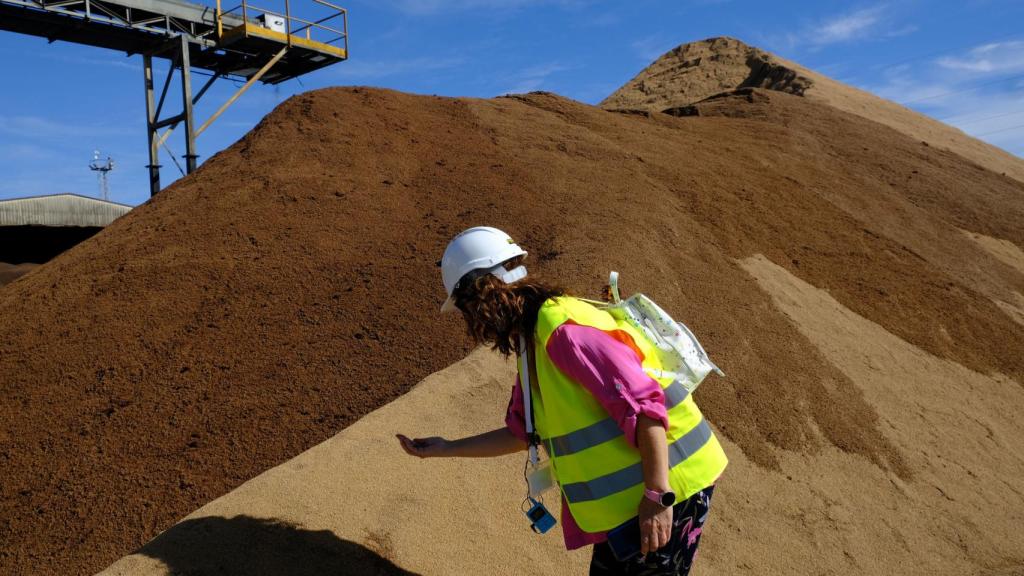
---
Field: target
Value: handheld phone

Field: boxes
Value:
[606,516,642,562]
[525,498,557,534]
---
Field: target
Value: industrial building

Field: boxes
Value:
[0,194,132,282]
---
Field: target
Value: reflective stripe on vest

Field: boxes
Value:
[560,419,713,503]
[543,380,690,458]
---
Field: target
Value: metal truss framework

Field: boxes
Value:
[142,35,288,194]
[1,0,348,196]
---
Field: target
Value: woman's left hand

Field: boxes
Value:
[397,434,448,458]
[638,496,674,555]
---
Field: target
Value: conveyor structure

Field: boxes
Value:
[0,0,348,195]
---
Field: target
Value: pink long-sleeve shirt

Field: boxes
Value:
[505,320,670,550]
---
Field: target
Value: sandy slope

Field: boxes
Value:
[601,37,1024,183]
[963,230,1024,276]
[99,348,591,576]
[961,231,1024,326]
[99,255,1024,575]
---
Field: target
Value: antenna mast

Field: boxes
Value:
[89,150,115,201]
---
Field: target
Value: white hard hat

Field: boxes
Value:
[440,226,528,313]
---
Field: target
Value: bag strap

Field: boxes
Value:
[608,270,621,304]
[519,271,620,464]
[518,334,541,465]
[578,271,622,308]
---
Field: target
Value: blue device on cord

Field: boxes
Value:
[525,497,556,534]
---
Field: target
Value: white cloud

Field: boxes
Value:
[563,81,619,105]
[866,64,954,104]
[0,115,133,140]
[0,143,56,162]
[334,56,466,80]
[0,162,101,199]
[883,24,919,38]
[518,62,569,78]
[367,0,586,16]
[937,41,1024,74]
[815,6,885,45]
[501,61,569,94]
[36,51,142,72]
[767,4,912,51]
[943,97,1024,157]
[858,48,1024,158]
[580,11,618,28]
[940,95,1024,130]
[631,35,676,62]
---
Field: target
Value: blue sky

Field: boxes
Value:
[2,0,1023,206]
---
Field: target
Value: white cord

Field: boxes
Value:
[519,334,539,466]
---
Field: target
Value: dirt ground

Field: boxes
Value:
[1,81,1022,573]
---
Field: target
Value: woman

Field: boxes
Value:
[398,226,727,575]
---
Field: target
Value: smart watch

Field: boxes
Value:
[644,488,676,507]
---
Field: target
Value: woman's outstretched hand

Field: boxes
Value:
[398,428,525,459]
[397,434,448,458]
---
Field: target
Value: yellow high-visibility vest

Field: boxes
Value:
[521,296,728,533]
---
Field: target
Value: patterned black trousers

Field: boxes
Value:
[589,485,715,576]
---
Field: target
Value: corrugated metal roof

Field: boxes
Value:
[0,194,133,227]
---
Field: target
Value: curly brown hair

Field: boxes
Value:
[452,260,565,357]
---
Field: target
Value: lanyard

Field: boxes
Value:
[518,334,540,466]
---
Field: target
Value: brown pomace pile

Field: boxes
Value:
[603,36,1024,183]
[2,52,1023,575]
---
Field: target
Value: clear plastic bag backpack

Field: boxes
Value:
[581,271,723,393]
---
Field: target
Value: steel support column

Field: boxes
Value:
[143,53,161,197]
[144,39,283,196]
[179,34,198,174]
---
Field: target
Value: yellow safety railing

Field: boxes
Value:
[216,0,347,53]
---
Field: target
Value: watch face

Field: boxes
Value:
[661,491,676,507]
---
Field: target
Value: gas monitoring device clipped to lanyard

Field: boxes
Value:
[519,335,557,534]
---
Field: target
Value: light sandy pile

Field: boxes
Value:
[962,229,1024,276]
[961,231,1024,325]
[0,262,37,286]
[99,253,1024,575]
[99,349,592,576]
[601,37,1024,183]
